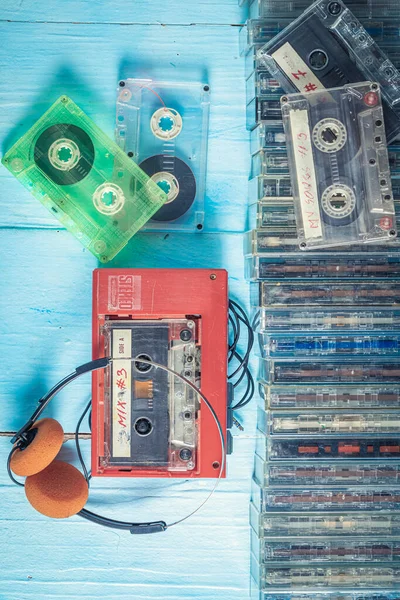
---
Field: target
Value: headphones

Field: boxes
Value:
[8,357,225,534]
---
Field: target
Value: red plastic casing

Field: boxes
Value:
[91,268,228,478]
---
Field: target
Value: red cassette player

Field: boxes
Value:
[91,268,228,479]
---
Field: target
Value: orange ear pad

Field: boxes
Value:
[25,460,89,519]
[10,418,64,477]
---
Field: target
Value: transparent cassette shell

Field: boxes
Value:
[240,20,293,56]
[254,454,400,488]
[251,478,400,511]
[252,557,400,589]
[258,408,400,437]
[247,72,286,105]
[250,505,400,537]
[281,82,397,250]
[260,358,400,384]
[257,308,400,332]
[257,1,400,143]
[115,79,210,232]
[1,96,166,263]
[252,592,400,600]
[259,332,400,358]
[250,122,286,154]
[248,176,292,202]
[245,253,400,281]
[259,383,400,409]
[251,281,400,308]
[252,149,289,177]
[247,97,283,131]
[261,434,400,461]
[251,529,400,564]
[102,319,200,472]
[248,0,400,20]
[247,200,296,230]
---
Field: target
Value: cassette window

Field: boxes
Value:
[116,79,210,232]
[281,82,397,250]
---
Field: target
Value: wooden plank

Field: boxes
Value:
[0,0,246,25]
[0,23,249,232]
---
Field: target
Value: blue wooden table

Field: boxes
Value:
[0,2,258,598]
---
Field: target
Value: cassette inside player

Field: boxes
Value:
[281,81,397,250]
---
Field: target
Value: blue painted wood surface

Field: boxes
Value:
[0,2,256,598]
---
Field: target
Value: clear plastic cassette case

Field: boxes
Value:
[251,529,400,564]
[252,592,400,600]
[251,122,286,154]
[251,280,400,307]
[116,79,210,232]
[247,200,296,230]
[252,149,290,176]
[260,383,400,409]
[257,308,400,332]
[248,0,400,20]
[258,407,400,437]
[247,72,285,104]
[254,454,400,488]
[250,505,400,537]
[259,332,400,358]
[281,82,397,250]
[260,358,400,384]
[248,176,292,202]
[251,478,400,511]
[102,319,200,472]
[257,0,400,143]
[247,97,283,131]
[245,253,400,281]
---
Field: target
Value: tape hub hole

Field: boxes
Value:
[309,49,328,70]
[93,183,125,215]
[322,184,356,220]
[313,118,347,153]
[150,171,179,203]
[134,354,152,373]
[48,138,80,171]
[134,417,153,437]
[150,107,182,140]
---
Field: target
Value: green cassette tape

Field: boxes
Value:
[2,96,167,262]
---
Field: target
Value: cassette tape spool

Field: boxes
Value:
[281,82,397,250]
[1,97,166,262]
[257,0,400,143]
[116,79,210,232]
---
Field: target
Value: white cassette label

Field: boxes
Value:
[112,328,132,457]
[272,42,326,94]
[289,109,322,239]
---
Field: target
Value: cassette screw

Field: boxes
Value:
[119,80,125,87]
[180,448,192,461]
[328,2,342,15]
[210,273,217,280]
[180,329,192,341]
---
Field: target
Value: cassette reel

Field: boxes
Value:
[1,96,166,262]
[281,82,397,250]
[116,79,210,232]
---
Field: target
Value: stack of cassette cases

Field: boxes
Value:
[240,1,400,598]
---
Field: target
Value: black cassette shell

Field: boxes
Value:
[34,124,95,186]
[139,155,196,222]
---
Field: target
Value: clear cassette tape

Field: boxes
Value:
[257,308,400,332]
[252,529,400,564]
[252,149,289,176]
[245,253,400,281]
[247,0,400,20]
[245,226,400,255]
[259,383,400,409]
[252,556,400,589]
[247,201,400,238]
[250,505,400,537]
[247,199,296,229]
[247,97,283,131]
[254,454,400,488]
[250,281,400,308]
[116,79,210,231]
[245,44,266,81]
[252,593,400,600]
[257,0,400,143]
[241,17,400,56]
[281,82,397,250]
[251,478,400,511]
[261,435,400,460]
[102,319,199,472]
[250,122,286,154]
[246,72,285,104]
[259,332,400,358]
[258,407,400,437]
[249,176,293,202]
[260,358,400,384]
